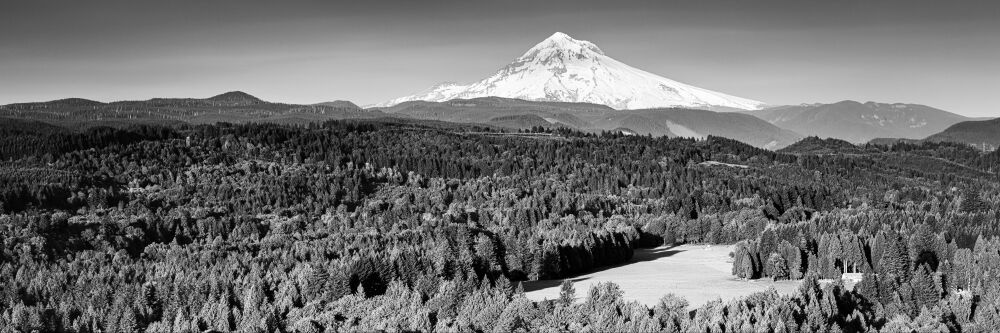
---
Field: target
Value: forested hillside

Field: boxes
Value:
[0,92,381,129]
[753,101,969,143]
[377,97,801,148]
[1,120,998,332]
[925,117,1000,151]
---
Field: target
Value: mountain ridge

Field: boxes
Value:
[752,100,968,143]
[924,117,1000,151]
[0,91,382,129]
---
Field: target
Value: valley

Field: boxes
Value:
[1,19,998,332]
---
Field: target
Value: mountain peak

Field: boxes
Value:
[520,32,604,61]
[548,31,571,40]
[375,33,765,110]
[431,82,461,89]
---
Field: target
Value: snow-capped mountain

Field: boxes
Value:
[375,32,766,110]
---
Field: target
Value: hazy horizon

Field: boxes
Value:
[2,0,998,117]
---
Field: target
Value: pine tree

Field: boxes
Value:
[909,223,939,271]
[558,280,576,306]
[855,272,880,305]
[654,293,688,332]
[732,241,757,279]
[880,235,911,283]
[767,253,789,280]
[959,186,987,213]
[911,265,940,310]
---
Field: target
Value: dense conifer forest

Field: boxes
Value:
[1,119,999,332]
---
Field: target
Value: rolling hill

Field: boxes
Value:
[0,91,382,128]
[1,91,803,148]
[924,118,1000,151]
[314,100,362,110]
[778,136,865,155]
[753,101,968,143]
[377,96,800,148]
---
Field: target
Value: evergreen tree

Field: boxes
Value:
[767,252,789,280]
[558,280,576,306]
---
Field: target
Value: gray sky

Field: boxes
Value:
[2,0,998,116]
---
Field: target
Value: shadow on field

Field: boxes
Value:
[522,277,592,292]
[521,246,685,293]
[631,246,685,262]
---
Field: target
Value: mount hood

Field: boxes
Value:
[376,32,766,110]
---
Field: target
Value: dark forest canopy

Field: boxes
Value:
[1,119,999,332]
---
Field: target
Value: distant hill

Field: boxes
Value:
[0,117,69,133]
[614,114,676,137]
[595,109,801,149]
[374,97,610,130]
[207,91,265,105]
[779,136,864,155]
[379,96,800,149]
[0,92,381,128]
[3,92,804,148]
[611,127,639,136]
[545,113,592,129]
[487,114,562,129]
[867,138,922,147]
[375,96,613,120]
[314,100,362,110]
[924,118,1000,151]
[753,101,968,143]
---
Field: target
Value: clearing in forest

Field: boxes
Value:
[523,244,801,307]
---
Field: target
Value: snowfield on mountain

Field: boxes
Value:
[377,32,766,110]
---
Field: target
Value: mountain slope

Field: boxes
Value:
[593,109,801,149]
[924,118,1000,151]
[381,96,799,148]
[753,101,968,143]
[377,32,765,110]
[378,96,613,125]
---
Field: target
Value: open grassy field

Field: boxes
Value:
[523,244,802,307]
